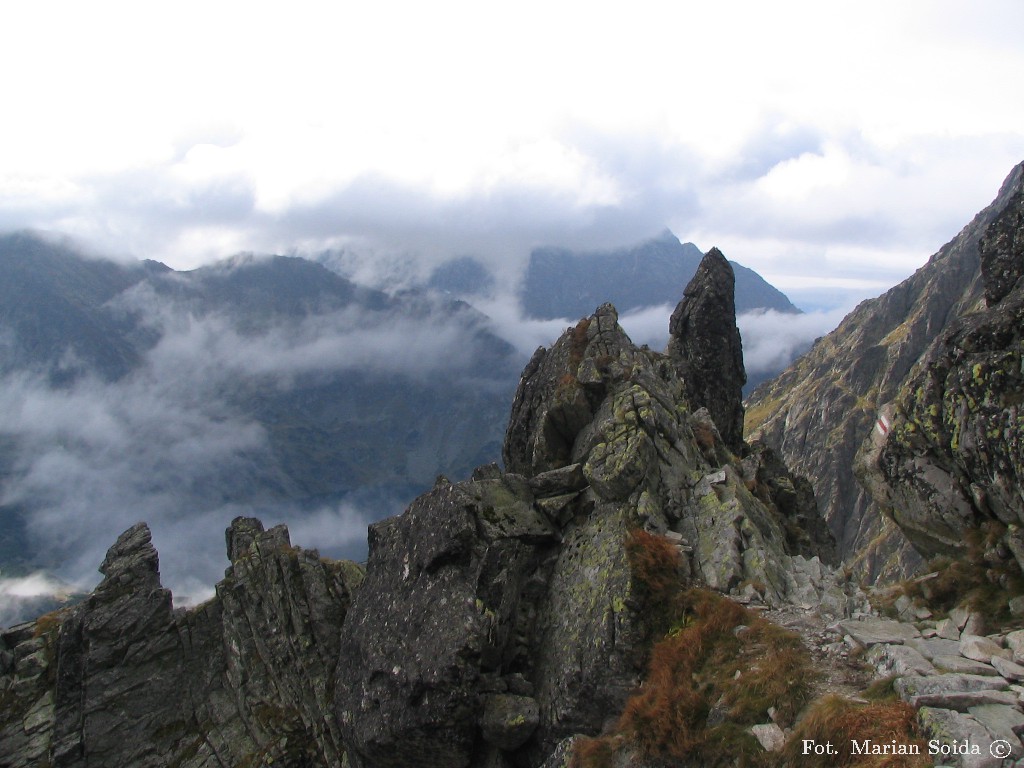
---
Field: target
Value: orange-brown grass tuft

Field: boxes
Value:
[624,528,684,638]
[32,609,66,639]
[573,588,814,768]
[571,735,621,768]
[782,695,929,767]
[569,316,592,368]
[624,529,682,604]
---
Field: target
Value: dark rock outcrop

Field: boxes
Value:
[980,184,1024,306]
[668,248,747,453]
[0,518,362,767]
[747,161,1024,581]
[858,167,1024,569]
[338,288,841,767]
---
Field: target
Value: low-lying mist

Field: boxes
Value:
[0,285,510,618]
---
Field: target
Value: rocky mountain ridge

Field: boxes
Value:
[0,250,850,767]
[3,159,1023,766]
[857,163,1024,576]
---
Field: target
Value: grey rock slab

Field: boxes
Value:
[949,607,971,630]
[909,636,964,660]
[991,655,1024,682]
[839,617,920,647]
[751,722,786,752]
[1006,630,1024,661]
[933,655,1001,676]
[528,463,587,497]
[918,707,1005,768]
[866,643,935,677]
[938,618,964,640]
[961,635,1013,664]
[911,689,1020,712]
[968,704,1024,755]
[896,674,1009,700]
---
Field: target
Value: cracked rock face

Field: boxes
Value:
[337,292,838,767]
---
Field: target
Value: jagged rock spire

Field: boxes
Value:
[667,247,747,452]
[96,521,162,595]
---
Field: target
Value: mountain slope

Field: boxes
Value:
[0,233,167,382]
[746,161,1024,580]
[857,165,1024,569]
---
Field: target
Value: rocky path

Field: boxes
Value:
[835,608,1024,768]
[743,576,1024,767]
[761,603,874,702]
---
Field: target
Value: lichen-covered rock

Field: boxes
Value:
[748,162,1024,583]
[980,183,1024,306]
[667,247,747,453]
[481,694,540,750]
[858,165,1024,568]
[0,619,61,768]
[335,476,553,768]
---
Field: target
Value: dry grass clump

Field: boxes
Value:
[572,583,813,768]
[781,695,930,768]
[624,528,683,629]
[32,609,66,638]
[568,316,592,369]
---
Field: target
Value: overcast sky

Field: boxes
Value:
[2,1,1024,306]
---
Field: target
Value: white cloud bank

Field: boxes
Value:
[0,1,1020,306]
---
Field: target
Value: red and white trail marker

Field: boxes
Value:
[875,413,891,436]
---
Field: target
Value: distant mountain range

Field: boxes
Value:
[518,230,800,318]
[0,234,519,594]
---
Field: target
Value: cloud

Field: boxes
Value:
[0,572,74,626]
[688,131,1024,291]
[0,282,509,605]
[474,297,845,385]
[617,304,675,350]
[737,307,853,376]
[0,1,1021,305]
